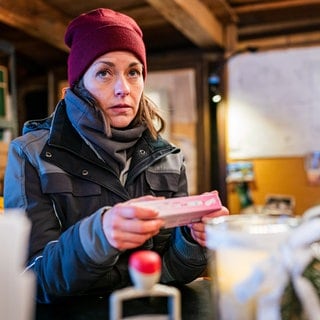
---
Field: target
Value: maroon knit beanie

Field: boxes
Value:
[64,8,147,87]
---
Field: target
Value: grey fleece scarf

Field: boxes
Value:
[64,89,146,175]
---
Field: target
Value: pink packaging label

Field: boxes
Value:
[133,191,222,228]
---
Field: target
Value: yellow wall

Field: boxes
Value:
[0,142,8,195]
[227,157,320,215]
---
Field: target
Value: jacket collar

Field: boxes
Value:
[49,96,178,158]
[39,97,180,197]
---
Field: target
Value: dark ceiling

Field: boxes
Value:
[1,0,320,75]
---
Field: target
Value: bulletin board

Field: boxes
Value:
[227,46,320,159]
[145,69,198,194]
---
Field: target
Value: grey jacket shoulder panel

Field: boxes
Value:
[8,128,66,176]
[22,115,53,135]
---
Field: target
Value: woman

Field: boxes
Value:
[4,8,228,303]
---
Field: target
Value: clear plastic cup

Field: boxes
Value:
[205,214,300,320]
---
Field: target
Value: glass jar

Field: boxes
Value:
[205,214,300,320]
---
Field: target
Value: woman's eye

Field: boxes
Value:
[97,69,111,78]
[128,68,142,78]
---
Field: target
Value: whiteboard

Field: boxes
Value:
[227,46,320,159]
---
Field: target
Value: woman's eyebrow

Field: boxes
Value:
[129,62,143,68]
[94,61,115,67]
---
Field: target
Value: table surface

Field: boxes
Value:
[35,278,214,320]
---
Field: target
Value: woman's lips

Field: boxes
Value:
[110,104,132,113]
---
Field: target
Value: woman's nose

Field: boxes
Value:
[114,76,130,97]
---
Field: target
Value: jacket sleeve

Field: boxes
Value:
[161,227,208,284]
[4,141,125,303]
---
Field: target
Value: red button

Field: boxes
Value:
[129,251,161,274]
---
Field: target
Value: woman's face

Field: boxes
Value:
[83,51,144,128]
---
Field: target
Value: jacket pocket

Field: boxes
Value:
[41,172,101,196]
[145,170,180,196]
[41,173,103,228]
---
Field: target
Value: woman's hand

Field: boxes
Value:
[187,206,229,247]
[102,196,165,251]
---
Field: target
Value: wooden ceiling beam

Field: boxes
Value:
[238,30,320,51]
[0,0,69,52]
[201,0,238,23]
[215,0,238,23]
[146,0,227,48]
[122,6,165,28]
[235,0,320,13]
[239,17,320,36]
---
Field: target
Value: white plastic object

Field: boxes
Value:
[109,250,181,320]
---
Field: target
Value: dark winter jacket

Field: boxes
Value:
[4,89,207,303]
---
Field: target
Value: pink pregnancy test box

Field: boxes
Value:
[133,191,222,228]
